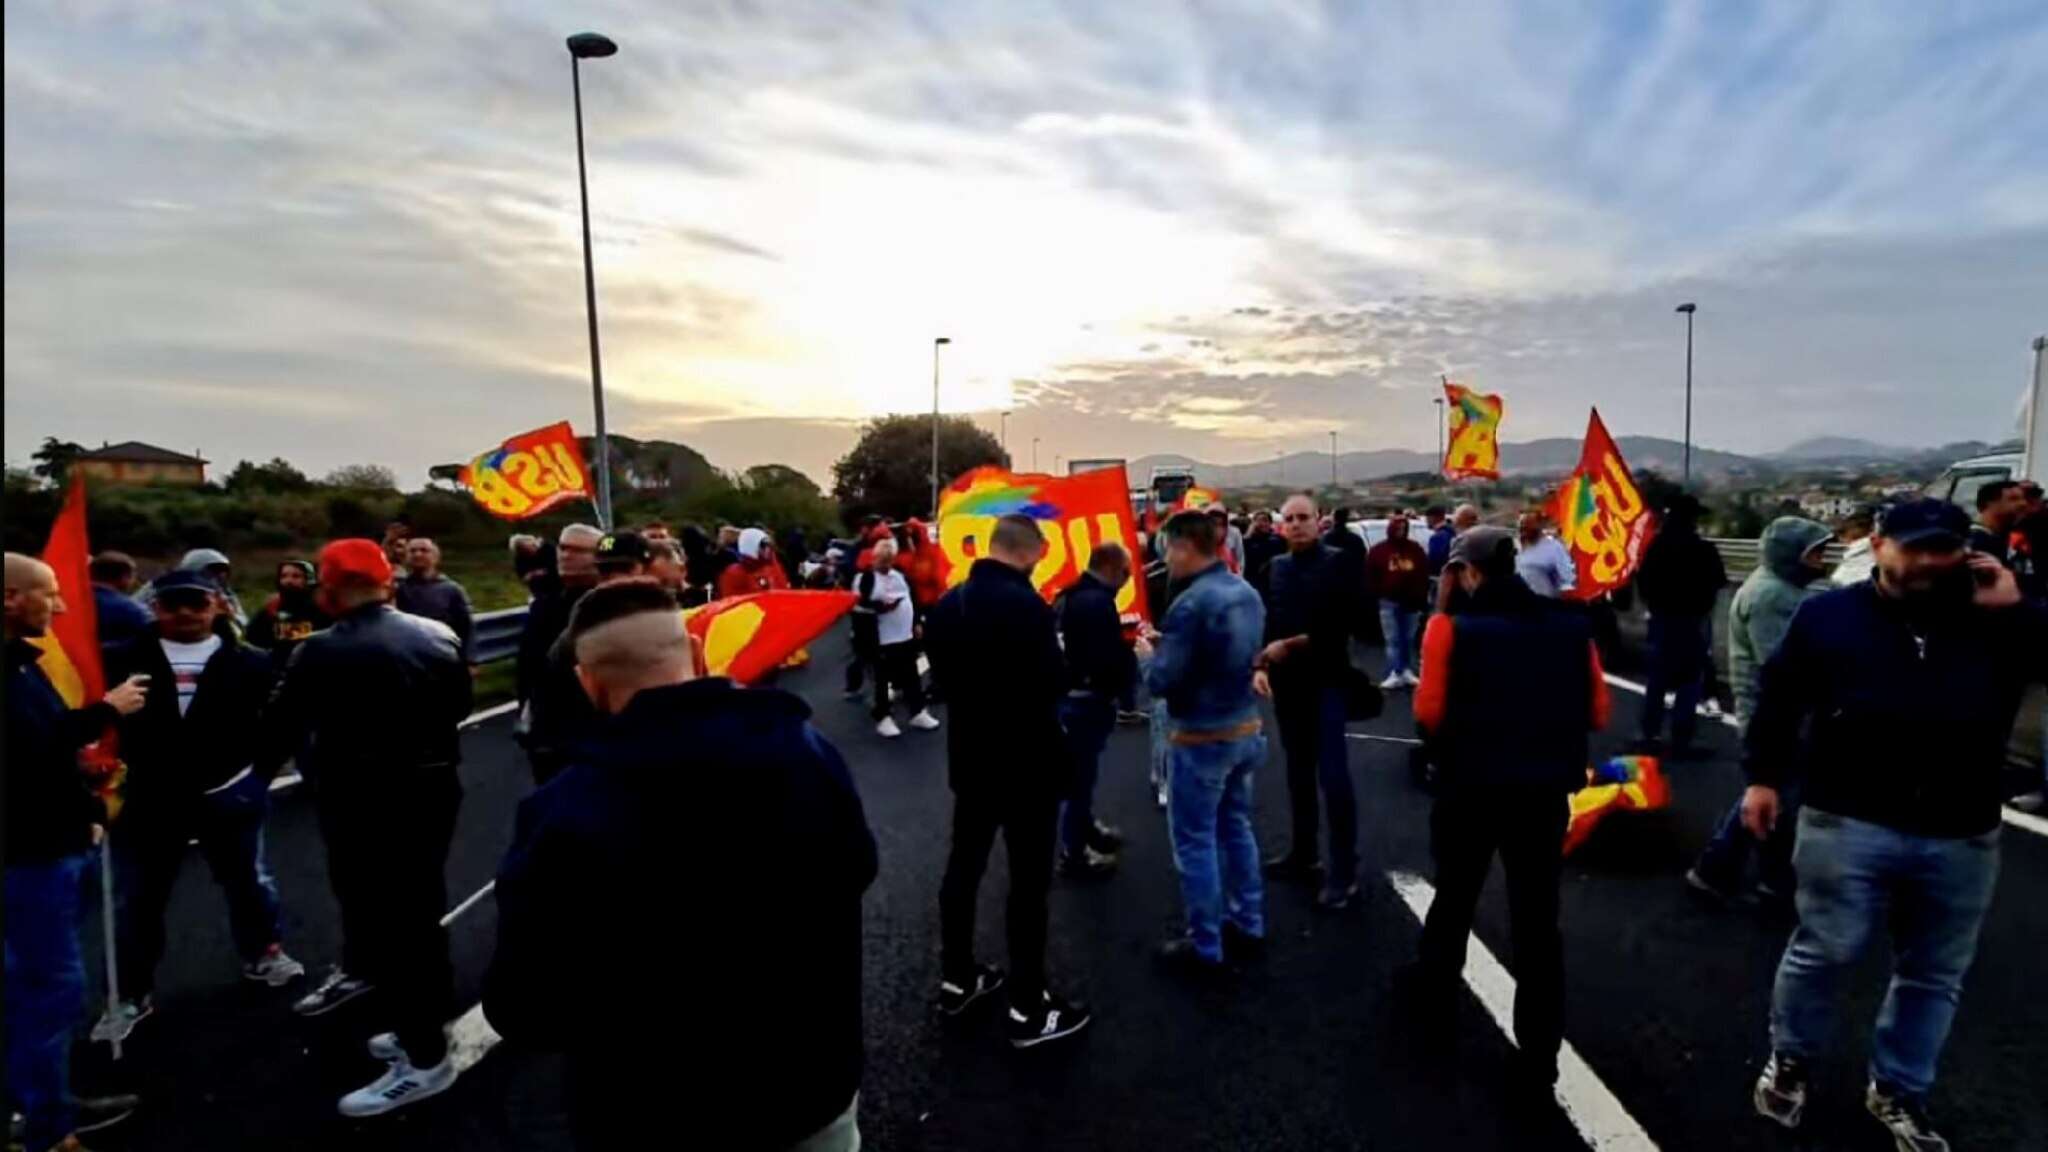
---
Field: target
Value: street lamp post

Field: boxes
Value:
[930,336,951,516]
[1329,431,1338,491]
[1433,396,1446,472]
[567,31,619,529]
[2023,334,2047,483]
[1054,454,1063,474]
[1676,302,1697,487]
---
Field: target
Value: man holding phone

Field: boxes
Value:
[861,538,939,738]
[1743,499,2045,1151]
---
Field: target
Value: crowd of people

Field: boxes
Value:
[5,475,2046,1152]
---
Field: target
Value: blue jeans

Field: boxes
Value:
[1059,694,1117,855]
[1167,733,1268,962]
[1148,698,1170,796]
[4,852,90,1151]
[1640,614,1708,748]
[117,772,284,997]
[1379,603,1419,678]
[1770,809,2000,1098]
[1694,780,1799,896]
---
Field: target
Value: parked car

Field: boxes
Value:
[1925,448,2022,510]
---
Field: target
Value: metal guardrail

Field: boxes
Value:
[1707,537,1848,582]
[474,606,528,665]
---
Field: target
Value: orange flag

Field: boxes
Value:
[683,591,856,685]
[1442,380,1504,480]
[1550,408,1655,600]
[32,476,125,810]
[935,464,1150,624]
[458,421,594,521]
[1563,756,1670,856]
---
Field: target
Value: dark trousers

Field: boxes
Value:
[1274,679,1358,882]
[1640,613,1708,749]
[845,617,879,694]
[872,641,925,720]
[116,772,283,997]
[1417,787,1568,1076]
[939,787,1059,1009]
[320,781,460,1065]
[1059,694,1116,855]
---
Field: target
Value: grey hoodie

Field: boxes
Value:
[1728,517,1833,727]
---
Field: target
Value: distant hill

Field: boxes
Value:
[1772,437,2017,466]
[1130,436,1763,488]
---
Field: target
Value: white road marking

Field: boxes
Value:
[1600,674,2048,839]
[1386,871,1660,1152]
[1346,732,1424,747]
[440,880,496,929]
[460,700,521,729]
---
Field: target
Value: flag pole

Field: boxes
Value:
[93,833,127,1060]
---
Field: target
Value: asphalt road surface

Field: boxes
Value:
[86,627,2047,1151]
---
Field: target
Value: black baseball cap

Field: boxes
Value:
[1878,498,1970,550]
[594,530,651,569]
[150,569,220,602]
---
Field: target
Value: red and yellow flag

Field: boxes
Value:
[683,591,856,685]
[1563,755,1669,856]
[32,477,125,811]
[935,464,1149,623]
[1442,380,1504,480]
[459,422,593,521]
[1550,409,1655,600]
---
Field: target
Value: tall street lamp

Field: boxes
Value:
[930,336,951,515]
[1675,302,1697,487]
[1329,431,1338,490]
[567,31,618,528]
[1433,395,1446,472]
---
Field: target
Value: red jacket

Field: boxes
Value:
[718,558,791,600]
[1365,538,1431,609]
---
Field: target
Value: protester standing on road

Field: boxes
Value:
[140,548,248,629]
[516,524,602,784]
[245,560,328,668]
[1744,499,2044,1151]
[528,531,650,786]
[645,537,688,596]
[486,580,877,1150]
[1423,507,1453,575]
[924,514,1093,1048]
[90,550,153,655]
[861,538,939,738]
[1242,509,1285,600]
[1210,504,1245,575]
[1056,542,1137,878]
[395,538,476,661]
[265,539,473,1118]
[1146,511,1267,976]
[1684,516,1833,908]
[1404,527,1610,1098]
[1514,509,1577,599]
[1366,514,1429,689]
[717,527,792,599]
[1633,495,1726,756]
[106,570,303,1028]
[1261,493,1363,909]
[5,552,150,1152]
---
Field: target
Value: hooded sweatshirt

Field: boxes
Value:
[1728,517,1833,727]
[716,528,792,599]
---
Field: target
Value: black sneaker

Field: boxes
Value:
[1753,1052,1808,1129]
[1261,853,1324,886]
[1059,846,1119,879]
[1315,881,1361,911]
[292,967,373,1017]
[1154,937,1230,982]
[1087,821,1125,853]
[1005,992,1092,1049]
[1222,923,1265,966]
[72,1093,141,1134]
[1866,1081,1949,1152]
[936,966,1006,1017]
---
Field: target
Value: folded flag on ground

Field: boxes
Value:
[1562,755,1669,856]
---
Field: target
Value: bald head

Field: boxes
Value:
[989,514,1046,571]
[569,579,694,714]
[4,552,62,639]
[1452,504,1481,532]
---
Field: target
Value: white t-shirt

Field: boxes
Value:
[1515,535,1577,598]
[160,635,223,716]
[864,568,916,646]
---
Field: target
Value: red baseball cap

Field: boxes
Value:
[318,538,394,587]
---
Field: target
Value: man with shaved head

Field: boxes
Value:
[396,537,475,661]
[487,579,876,1150]
[6,553,150,1150]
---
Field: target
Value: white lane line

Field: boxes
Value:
[1346,732,1424,747]
[1600,675,2048,840]
[1386,871,1659,1152]
[440,880,497,928]
[1600,673,1739,731]
[267,702,522,795]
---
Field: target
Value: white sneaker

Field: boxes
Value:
[908,709,941,731]
[1700,698,1724,718]
[876,716,903,738]
[1379,673,1404,691]
[1400,670,1421,688]
[243,945,306,987]
[2010,791,2047,814]
[366,1032,404,1061]
[337,1052,458,1118]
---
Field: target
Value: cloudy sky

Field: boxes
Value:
[7,1,2045,486]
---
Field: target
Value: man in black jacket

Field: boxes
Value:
[1242,510,1286,600]
[1261,493,1363,909]
[487,581,876,1149]
[1057,542,1140,877]
[924,514,1092,1048]
[1634,495,1726,755]
[1743,500,2045,1151]
[5,552,149,1152]
[517,524,601,782]
[265,539,473,1118]
[106,571,303,1028]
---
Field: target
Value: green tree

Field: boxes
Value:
[324,463,398,491]
[225,457,314,494]
[833,414,1005,524]
[742,463,821,496]
[30,437,85,485]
